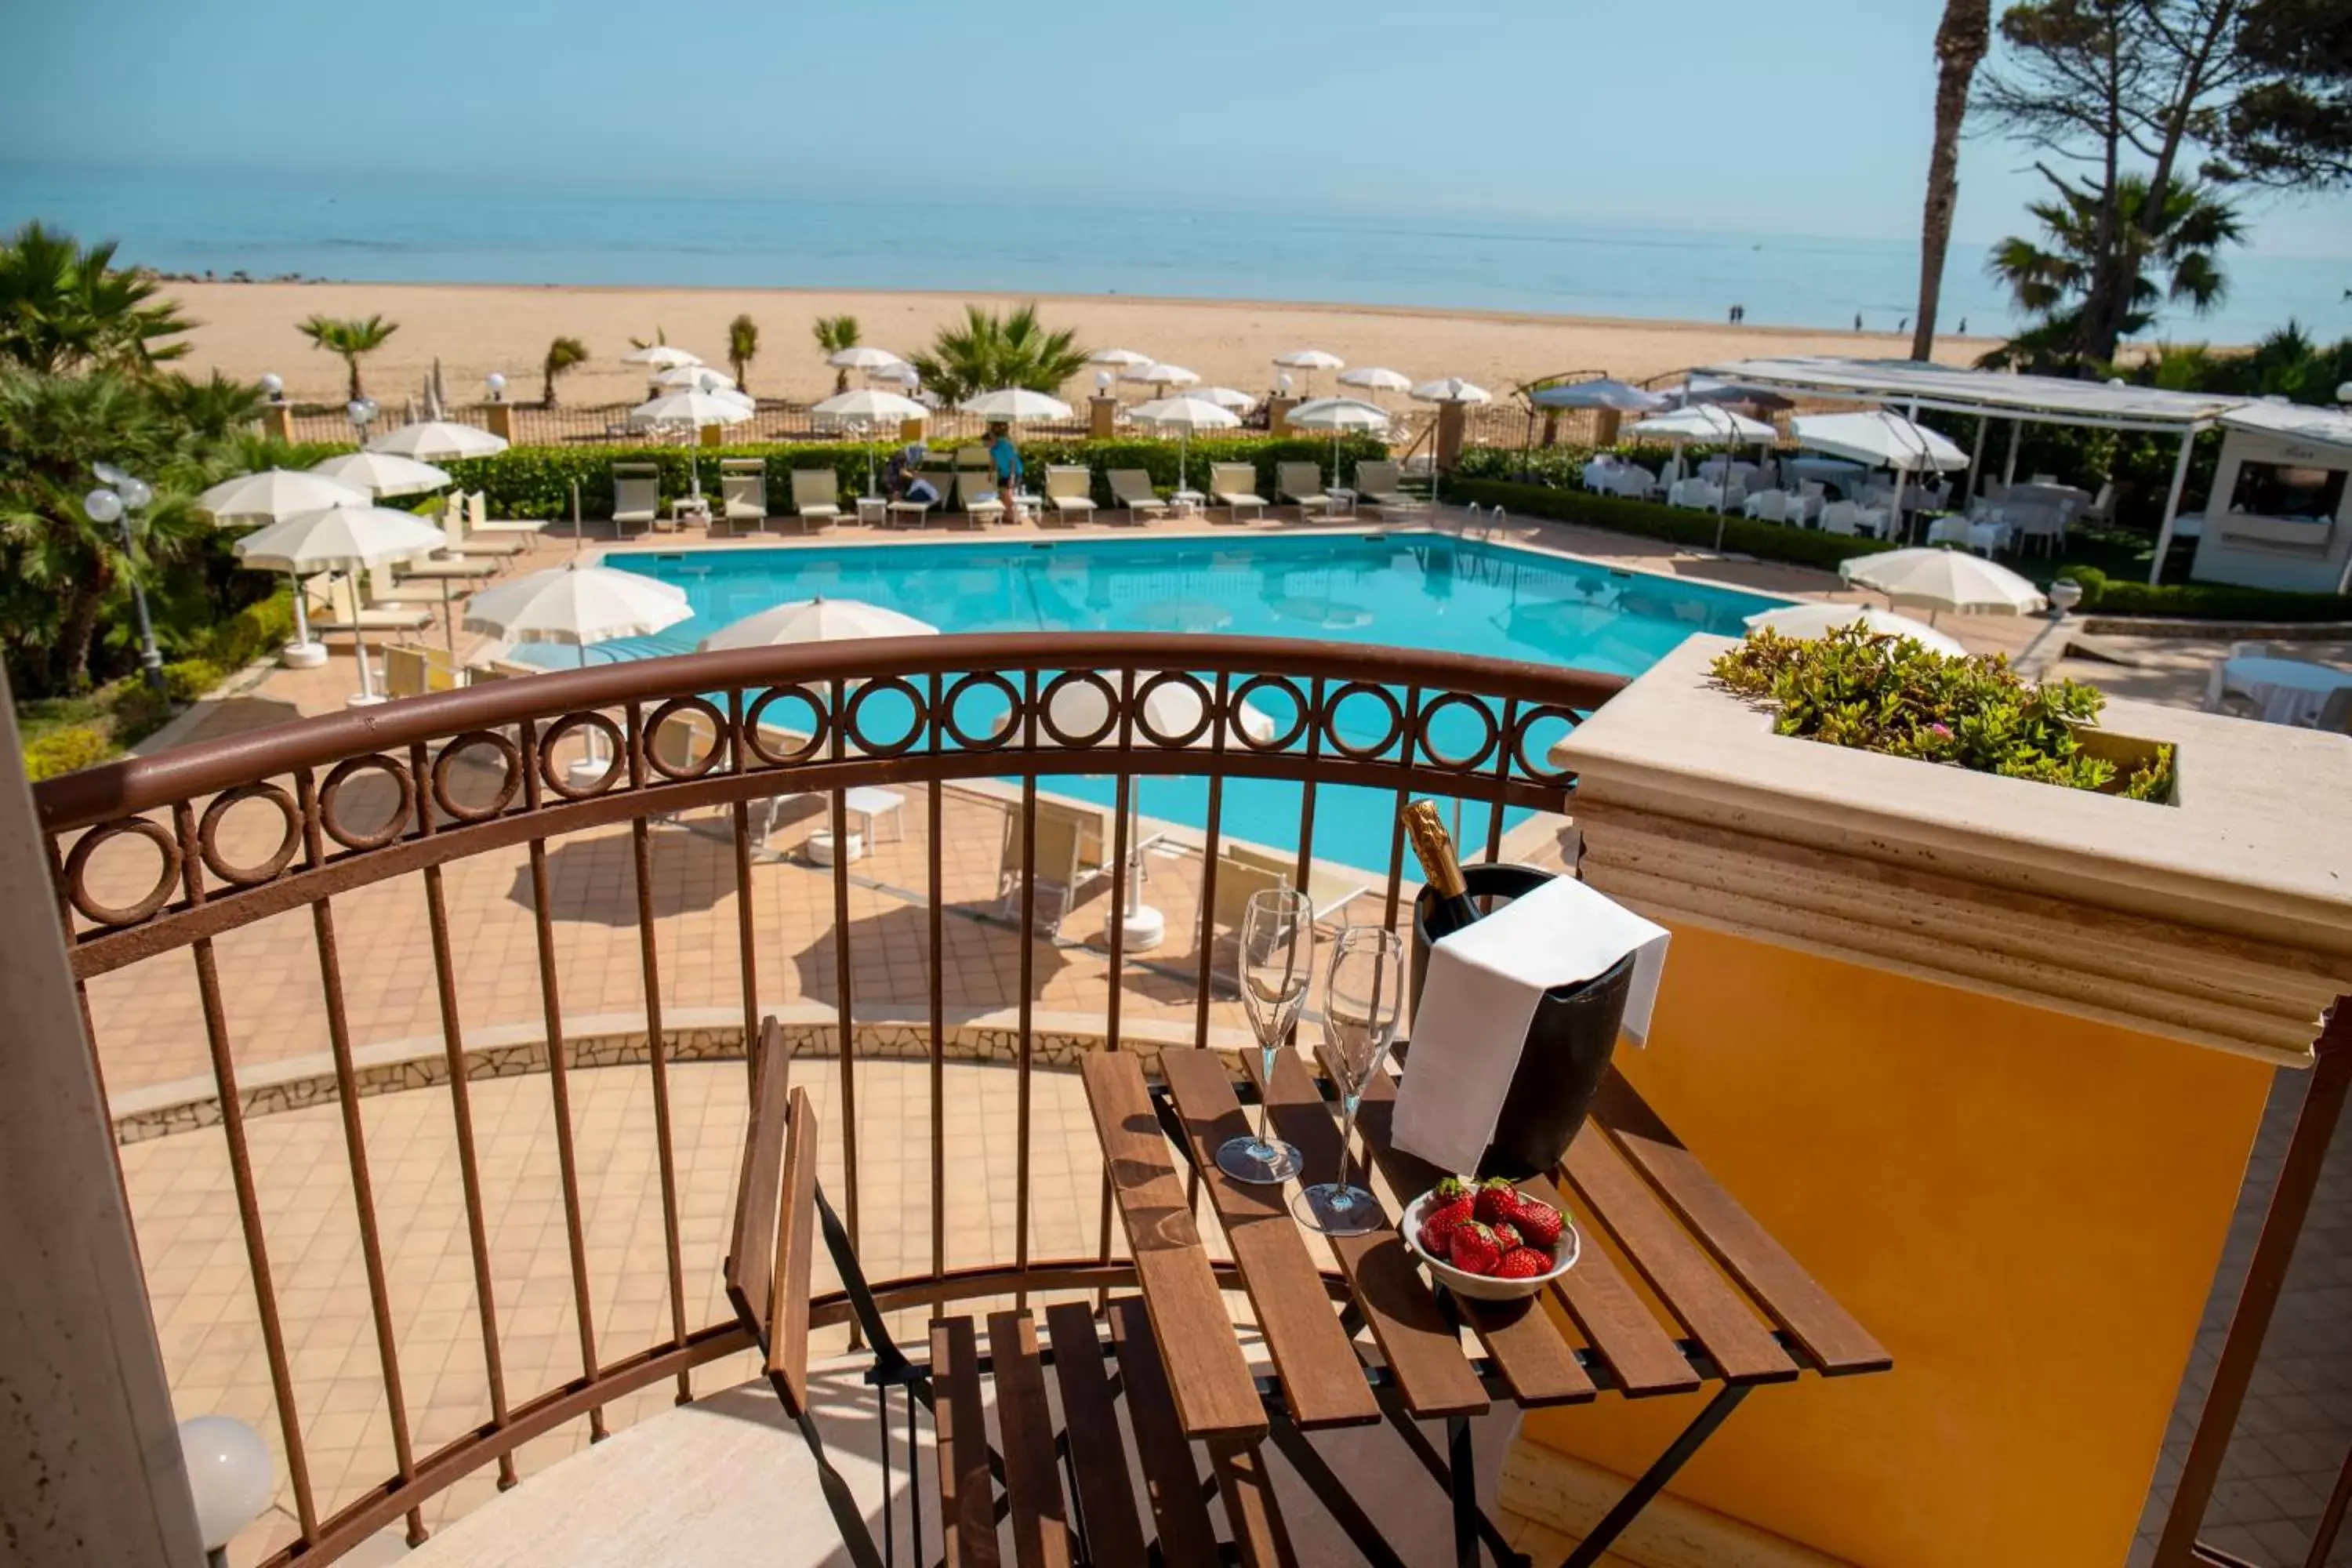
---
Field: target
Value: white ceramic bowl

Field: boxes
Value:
[1399,1188,1581,1301]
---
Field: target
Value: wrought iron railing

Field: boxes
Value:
[37,633,1623,1563]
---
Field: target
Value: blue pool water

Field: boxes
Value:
[543,532,1784,871]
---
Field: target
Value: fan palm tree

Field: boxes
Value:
[1910,0,1990,360]
[296,314,400,401]
[1983,176,2244,372]
[907,304,1087,404]
[812,314,861,393]
[541,336,589,408]
[728,314,760,397]
[0,221,193,376]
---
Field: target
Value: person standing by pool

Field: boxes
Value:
[987,423,1023,521]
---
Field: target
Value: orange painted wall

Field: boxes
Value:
[1519,923,2278,1567]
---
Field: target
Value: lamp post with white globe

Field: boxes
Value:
[84,467,165,694]
[177,1415,274,1568]
[259,372,283,402]
[485,372,506,403]
[347,395,378,448]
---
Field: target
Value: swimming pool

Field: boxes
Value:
[556,532,1785,870]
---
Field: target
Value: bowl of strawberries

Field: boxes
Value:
[1402,1176,1579,1301]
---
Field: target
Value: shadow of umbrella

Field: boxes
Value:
[787,891,1075,1014]
[503,822,743,925]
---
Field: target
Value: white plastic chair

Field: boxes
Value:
[1820,501,1863,537]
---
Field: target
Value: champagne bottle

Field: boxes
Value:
[1401,799,1482,937]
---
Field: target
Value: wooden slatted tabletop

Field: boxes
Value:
[1090,1044,1887,1445]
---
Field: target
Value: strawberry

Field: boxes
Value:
[1446,1221,1502,1276]
[1494,1247,1552,1280]
[1432,1174,1473,1206]
[1417,1193,1475,1258]
[1510,1196,1565,1250]
[1490,1223,1524,1252]
[1473,1177,1523,1225]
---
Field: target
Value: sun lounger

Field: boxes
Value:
[885,468,949,528]
[958,470,1005,527]
[365,561,466,608]
[612,463,659,538]
[1277,462,1338,517]
[1105,469,1170,524]
[463,657,541,684]
[394,547,494,581]
[719,459,769,535]
[1353,460,1421,513]
[789,469,840,532]
[437,492,526,558]
[465,490,546,537]
[1210,463,1267,521]
[999,797,1111,937]
[1044,465,1097,524]
[383,641,464,698]
[647,708,811,851]
[314,574,431,633]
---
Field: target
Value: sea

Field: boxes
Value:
[2,163,2340,345]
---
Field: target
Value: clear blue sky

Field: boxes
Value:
[4,0,2345,256]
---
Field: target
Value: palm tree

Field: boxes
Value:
[812,314,861,393]
[0,221,193,376]
[296,314,400,401]
[728,314,760,397]
[907,304,1087,404]
[1983,176,2243,372]
[1910,0,1990,360]
[540,336,589,408]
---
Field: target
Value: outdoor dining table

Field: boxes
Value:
[2217,655,2352,725]
[1082,1044,1891,1568]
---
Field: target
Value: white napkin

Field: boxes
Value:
[1392,876,1671,1174]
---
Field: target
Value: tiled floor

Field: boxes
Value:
[85,505,2352,1565]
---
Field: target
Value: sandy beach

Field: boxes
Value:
[166,281,1994,408]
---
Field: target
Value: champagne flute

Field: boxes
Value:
[1294,926,1403,1234]
[1216,887,1312,1185]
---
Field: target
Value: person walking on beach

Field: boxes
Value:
[1854,311,1864,332]
[987,423,1022,521]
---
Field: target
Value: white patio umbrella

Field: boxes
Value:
[308,452,452,499]
[463,562,693,780]
[1274,348,1344,395]
[1123,362,1198,395]
[1530,378,1669,412]
[1287,397,1394,494]
[1840,547,2046,623]
[812,388,931,495]
[196,470,372,667]
[651,364,732,390]
[366,420,510,461]
[621,344,701,368]
[958,388,1075,422]
[696,595,938,653]
[1131,394,1242,493]
[234,504,449,704]
[995,673,1276,949]
[1795,411,1969,543]
[1338,366,1413,401]
[630,388,757,502]
[827,346,904,372]
[1183,385,1256,412]
[1743,602,1969,658]
[1631,404,1779,546]
[1087,348,1154,370]
[1410,377,1491,407]
[873,362,921,388]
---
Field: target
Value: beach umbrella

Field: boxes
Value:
[234,504,448,704]
[1630,404,1778,544]
[1675,376,1794,412]
[1840,547,2046,623]
[1287,397,1393,490]
[696,595,938,653]
[651,364,732,390]
[1088,348,1154,370]
[196,468,368,521]
[463,561,692,777]
[630,389,754,502]
[309,452,452,499]
[1275,348,1344,395]
[958,387,1075,422]
[1123,362,1198,395]
[1131,394,1243,493]
[1338,366,1413,401]
[1410,377,1491,406]
[874,362,920,388]
[1183,385,1257,412]
[367,420,509,461]
[1743,602,1969,658]
[812,388,929,494]
[827,346,904,372]
[621,344,701,368]
[1795,411,1969,543]
[1530,378,1670,412]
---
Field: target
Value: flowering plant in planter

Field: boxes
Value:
[1710,623,2175,800]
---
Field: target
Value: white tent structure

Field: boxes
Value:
[1529,378,1669,413]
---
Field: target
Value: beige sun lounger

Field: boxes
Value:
[719,459,769,534]
[1105,469,1170,524]
[1210,840,1368,932]
[1352,460,1422,513]
[394,548,494,580]
[885,468,950,528]
[382,642,464,698]
[999,797,1112,937]
[1277,462,1339,517]
[462,657,541,684]
[1210,463,1268,521]
[612,463,660,537]
[789,469,840,532]
[437,492,526,557]
[1045,466,1097,523]
[958,470,1005,526]
[466,490,546,536]
[314,575,431,633]
[365,561,468,608]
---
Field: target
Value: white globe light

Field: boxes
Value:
[178,1415,274,1552]
[93,461,129,486]
[259,372,283,398]
[118,475,154,510]
[1277,373,1294,394]
[1095,370,1112,389]
[2336,380,2352,405]
[83,487,124,524]
[485,372,506,394]
[347,397,377,425]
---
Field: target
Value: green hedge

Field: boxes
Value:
[1447,478,1903,572]
[2055,565,2352,624]
[438,434,1387,522]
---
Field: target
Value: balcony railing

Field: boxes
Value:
[36,633,1623,1564]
